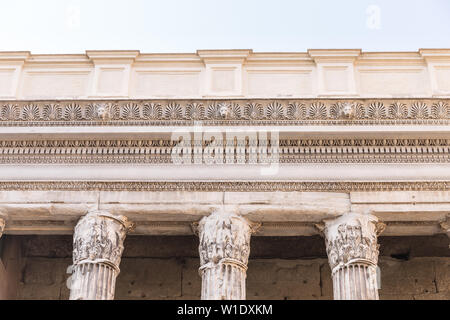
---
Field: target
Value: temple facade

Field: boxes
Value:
[0,49,448,300]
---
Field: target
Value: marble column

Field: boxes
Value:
[195,210,258,300]
[69,210,133,300]
[318,212,385,300]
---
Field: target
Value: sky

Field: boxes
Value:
[0,0,449,54]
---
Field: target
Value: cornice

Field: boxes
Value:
[135,53,202,63]
[358,52,425,66]
[0,49,448,66]
[419,48,450,61]
[86,50,140,64]
[0,51,30,65]
[308,49,361,62]
[197,49,253,59]
[0,51,30,60]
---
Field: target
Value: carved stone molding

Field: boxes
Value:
[70,210,133,300]
[195,210,259,300]
[0,138,448,164]
[0,99,449,126]
[317,212,385,300]
[0,181,448,192]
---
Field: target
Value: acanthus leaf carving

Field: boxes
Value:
[197,210,257,270]
[322,212,384,272]
[72,210,133,271]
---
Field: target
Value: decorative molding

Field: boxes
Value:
[0,99,449,126]
[0,138,448,164]
[0,181,448,192]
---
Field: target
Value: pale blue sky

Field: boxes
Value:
[1,0,449,53]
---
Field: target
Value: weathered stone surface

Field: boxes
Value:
[17,258,71,300]
[2,190,450,237]
[434,258,450,294]
[23,259,57,285]
[16,255,450,300]
[181,258,201,298]
[413,292,450,300]
[12,235,450,300]
[115,259,183,299]
[247,259,325,300]
[22,235,73,258]
[0,236,23,299]
[319,263,334,299]
[18,234,450,258]
[379,257,439,295]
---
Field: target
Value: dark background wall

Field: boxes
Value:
[7,235,450,300]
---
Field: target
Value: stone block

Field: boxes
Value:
[115,258,182,299]
[180,258,201,298]
[247,259,322,299]
[379,258,438,295]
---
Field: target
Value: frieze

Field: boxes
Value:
[0,99,449,126]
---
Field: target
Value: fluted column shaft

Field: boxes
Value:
[196,210,257,300]
[320,212,385,300]
[69,210,133,300]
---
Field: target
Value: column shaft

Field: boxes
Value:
[332,263,379,300]
[71,262,116,300]
[201,262,247,300]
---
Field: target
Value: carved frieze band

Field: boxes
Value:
[0,99,449,126]
[0,138,448,164]
[0,181,448,192]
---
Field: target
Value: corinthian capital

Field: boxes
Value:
[196,210,258,270]
[319,212,385,272]
[72,210,134,271]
